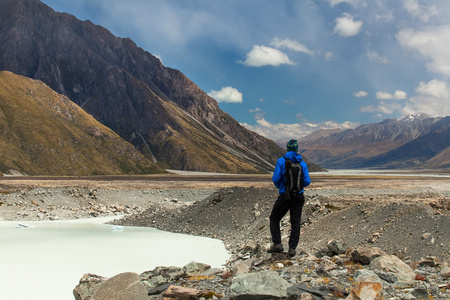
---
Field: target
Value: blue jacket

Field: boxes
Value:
[272,151,311,194]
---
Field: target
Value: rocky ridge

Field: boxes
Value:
[73,246,450,299]
[300,114,450,169]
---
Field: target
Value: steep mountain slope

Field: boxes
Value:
[0,0,300,173]
[300,114,444,169]
[0,71,162,175]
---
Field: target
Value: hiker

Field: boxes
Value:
[268,139,311,257]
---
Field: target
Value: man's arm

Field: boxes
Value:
[272,158,285,189]
[302,161,311,188]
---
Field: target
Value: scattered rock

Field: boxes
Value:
[230,270,290,299]
[161,285,202,299]
[327,239,348,255]
[286,284,334,300]
[346,282,383,300]
[90,272,148,300]
[73,273,107,300]
[441,263,450,278]
[183,261,211,276]
[369,254,416,283]
[351,247,384,265]
[418,255,440,267]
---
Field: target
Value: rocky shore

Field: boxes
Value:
[1,174,449,299]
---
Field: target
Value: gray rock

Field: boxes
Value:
[183,261,211,276]
[73,273,107,300]
[440,263,450,278]
[315,247,334,258]
[147,282,173,295]
[91,272,148,300]
[231,261,250,276]
[411,285,429,299]
[351,247,384,265]
[286,284,334,300]
[230,270,290,299]
[327,239,348,255]
[369,254,416,283]
[139,266,185,290]
[354,269,382,283]
[373,269,398,283]
[418,256,439,267]
[281,264,303,280]
[316,259,338,276]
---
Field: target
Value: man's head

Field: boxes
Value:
[287,139,298,152]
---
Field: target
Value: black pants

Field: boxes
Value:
[269,193,305,250]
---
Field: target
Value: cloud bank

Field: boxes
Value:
[242,118,359,141]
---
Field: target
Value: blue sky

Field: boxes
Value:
[41,0,450,140]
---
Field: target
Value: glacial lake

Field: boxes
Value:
[0,217,230,300]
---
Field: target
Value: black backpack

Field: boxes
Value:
[284,156,303,201]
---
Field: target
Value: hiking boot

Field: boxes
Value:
[267,244,284,253]
[288,248,296,257]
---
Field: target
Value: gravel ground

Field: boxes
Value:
[1,174,449,264]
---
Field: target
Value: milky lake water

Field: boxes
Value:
[0,217,230,300]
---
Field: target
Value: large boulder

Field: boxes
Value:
[369,254,416,283]
[90,272,148,300]
[230,270,291,299]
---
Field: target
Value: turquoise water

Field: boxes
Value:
[0,217,229,300]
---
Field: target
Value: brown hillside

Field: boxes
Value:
[0,71,162,175]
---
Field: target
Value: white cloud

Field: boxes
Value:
[239,45,295,67]
[242,118,359,140]
[208,86,243,103]
[249,107,265,119]
[375,90,407,100]
[406,79,450,116]
[397,25,450,76]
[270,38,314,55]
[362,80,450,118]
[249,108,262,113]
[333,13,363,37]
[361,101,402,115]
[367,51,389,64]
[394,90,408,100]
[403,0,439,22]
[354,90,368,97]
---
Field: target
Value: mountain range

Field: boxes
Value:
[299,114,450,169]
[0,0,326,174]
[1,0,446,174]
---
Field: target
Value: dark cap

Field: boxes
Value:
[287,139,298,152]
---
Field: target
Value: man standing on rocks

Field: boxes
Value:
[268,139,311,257]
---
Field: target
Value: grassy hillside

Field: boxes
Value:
[0,71,163,175]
